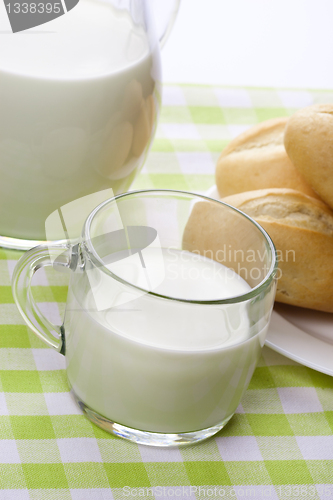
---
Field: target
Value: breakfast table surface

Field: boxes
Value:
[1,84,333,500]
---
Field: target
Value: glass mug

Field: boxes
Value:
[0,0,180,249]
[12,190,278,446]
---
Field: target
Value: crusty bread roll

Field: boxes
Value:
[284,104,333,210]
[183,188,333,312]
[216,118,319,199]
[183,199,272,289]
[222,189,333,313]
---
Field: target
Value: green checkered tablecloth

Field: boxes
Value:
[0,85,333,499]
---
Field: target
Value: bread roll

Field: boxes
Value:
[222,188,333,313]
[183,199,271,289]
[216,118,319,199]
[284,104,333,210]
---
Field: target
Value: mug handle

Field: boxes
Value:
[11,244,73,355]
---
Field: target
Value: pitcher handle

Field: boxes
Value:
[153,0,181,49]
[11,244,73,354]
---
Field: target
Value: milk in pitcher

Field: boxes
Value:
[0,0,160,240]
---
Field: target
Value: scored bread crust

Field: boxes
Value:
[222,188,333,312]
[284,104,333,210]
[216,118,319,199]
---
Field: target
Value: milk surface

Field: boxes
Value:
[0,0,160,239]
[98,248,252,350]
[65,249,267,433]
[0,0,149,77]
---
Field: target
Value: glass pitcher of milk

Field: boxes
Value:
[0,0,180,248]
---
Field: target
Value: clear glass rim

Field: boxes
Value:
[83,189,278,305]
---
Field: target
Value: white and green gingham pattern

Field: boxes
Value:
[0,85,332,499]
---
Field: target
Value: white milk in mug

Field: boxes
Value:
[0,0,160,240]
[64,249,268,434]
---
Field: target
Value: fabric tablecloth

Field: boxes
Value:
[0,85,332,499]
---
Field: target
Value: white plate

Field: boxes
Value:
[205,185,333,376]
